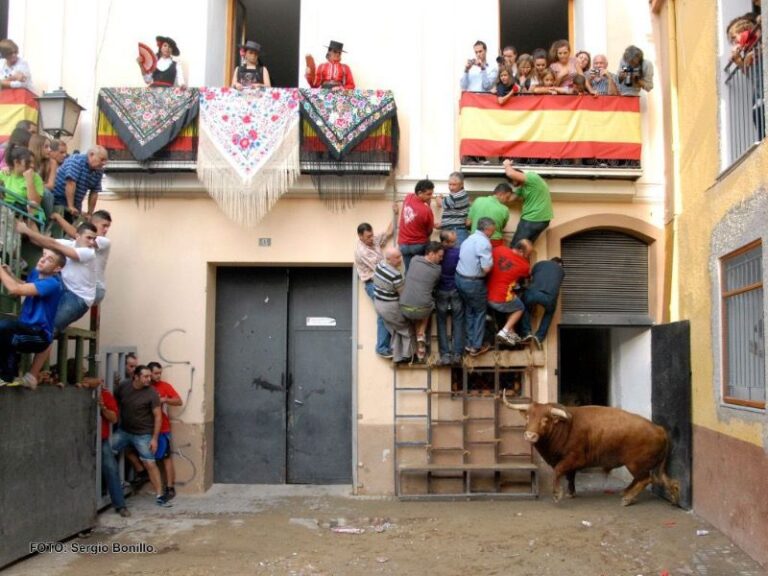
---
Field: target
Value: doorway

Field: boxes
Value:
[213,266,352,484]
[558,327,610,406]
[230,0,301,87]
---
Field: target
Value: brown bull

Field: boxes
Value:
[501,392,680,506]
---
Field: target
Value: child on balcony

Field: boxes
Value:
[232,40,271,89]
[497,67,519,104]
[305,40,355,90]
[0,147,44,224]
[516,54,534,93]
[533,69,569,95]
[549,39,582,90]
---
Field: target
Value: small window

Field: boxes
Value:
[720,240,765,408]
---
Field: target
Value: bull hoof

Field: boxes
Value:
[552,490,564,503]
[621,496,635,507]
[565,492,575,499]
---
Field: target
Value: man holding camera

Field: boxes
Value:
[460,40,496,93]
[617,45,654,96]
[589,54,619,96]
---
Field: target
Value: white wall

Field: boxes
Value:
[609,327,652,418]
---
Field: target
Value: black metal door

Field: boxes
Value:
[214,268,288,483]
[651,321,692,509]
[214,267,352,484]
[287,268,352,484]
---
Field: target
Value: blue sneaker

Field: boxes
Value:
[156,494,173,508]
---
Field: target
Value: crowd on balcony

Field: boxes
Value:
[460,38,653,98]
[355,163,563,365]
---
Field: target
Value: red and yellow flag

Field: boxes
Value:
[0,89,38,143]
[459,93,641,160]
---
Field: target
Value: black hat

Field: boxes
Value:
[156,36,180,57]
[240,40,262,53]
[325,40,346,53]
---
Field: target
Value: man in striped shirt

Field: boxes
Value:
[52,146,108,222]
[354,204,398,358]
[373,247,413,363]
[436,172,470,245]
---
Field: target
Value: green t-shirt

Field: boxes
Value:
[0,171,45,219]
[468,195,509,240]
[517,172,553,222]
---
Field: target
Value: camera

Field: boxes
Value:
[496,55,504,65]
[621,65,636,87]
[589,68,600,76]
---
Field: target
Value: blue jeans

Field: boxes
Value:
[102,438,126,510]
[511,219,550,246]
[0,319,50,381]
[436,289,465,356]
[54,288,90,333]
[399,243,427,273]
[456,275,488,350]
[520,288,558,341]
[364,281,392,355]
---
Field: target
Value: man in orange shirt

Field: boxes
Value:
[147,361,183,501]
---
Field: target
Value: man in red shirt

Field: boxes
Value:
[486,239,532,346]
[96,381,131,517]
[397,179,435,272]
[147,362,183,501]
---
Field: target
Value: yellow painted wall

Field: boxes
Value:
[671,0,765,446]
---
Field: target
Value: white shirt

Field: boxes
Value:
[95,236,111,292]
[0,57,33,90]
[57,239,97,306]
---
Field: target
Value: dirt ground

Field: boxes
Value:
[5,484,766,576]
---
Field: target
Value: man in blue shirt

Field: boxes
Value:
[456,217,495,356]
[52,145,108,221]
[0,249,65,387]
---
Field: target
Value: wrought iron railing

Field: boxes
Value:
[0,192,45,316]
[724,28,765,165]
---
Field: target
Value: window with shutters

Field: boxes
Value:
[720,241,765,409]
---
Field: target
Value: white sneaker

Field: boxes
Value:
[13,372,38,390]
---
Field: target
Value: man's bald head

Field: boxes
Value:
[384,246,403,267]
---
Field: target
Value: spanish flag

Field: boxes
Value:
[459,93,641,160]
[0,89,38,143]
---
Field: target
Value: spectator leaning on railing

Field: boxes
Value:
[0,39,33,90]
[51,145,108,222]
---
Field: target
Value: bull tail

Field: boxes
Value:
[651,432,680,506]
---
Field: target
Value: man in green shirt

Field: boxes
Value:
[468,183,513,247]
[503,159,553,245]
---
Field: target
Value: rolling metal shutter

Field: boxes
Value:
[560,230,651,325]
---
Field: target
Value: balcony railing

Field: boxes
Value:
[724,35,765,166]
[458,93,642,179]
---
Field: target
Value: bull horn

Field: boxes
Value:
[549,406,572,421]
[501,389,530,411]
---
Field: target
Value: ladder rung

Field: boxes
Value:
[466,439,501,444]
[395,441,429,447]
[395,387,429,392]
[396,414,428,419]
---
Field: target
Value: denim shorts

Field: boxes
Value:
[111,429,156,461]
[488,298,525,314]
